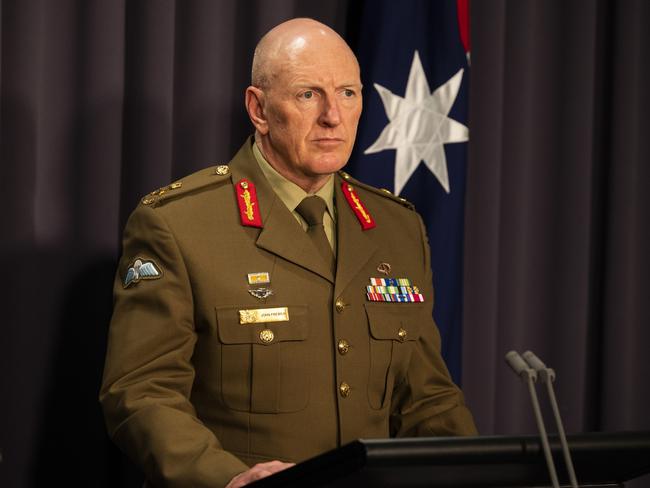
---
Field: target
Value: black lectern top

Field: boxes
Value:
[250,431,650,487]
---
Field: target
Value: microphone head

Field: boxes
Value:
[522,350,556,382]
[505,350,537,380]
[522,350,547,370]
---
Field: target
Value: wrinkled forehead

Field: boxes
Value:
[273,36,360,81]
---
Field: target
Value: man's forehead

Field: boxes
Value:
[252,19,360,90]
[285,73,362,87]
[275,60,361,88]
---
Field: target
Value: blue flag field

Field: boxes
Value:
[346,0,471,383]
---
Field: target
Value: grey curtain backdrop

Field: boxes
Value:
[1,0,647,487]
[463,0,649,434]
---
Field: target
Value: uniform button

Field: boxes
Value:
[397,327,408,342]
[337,339,350,355]
[259,329,274,343]
[339,382,351,398]
[335,298,346,313]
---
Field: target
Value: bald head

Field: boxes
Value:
[251,18,358,89]
[245,18,363,193]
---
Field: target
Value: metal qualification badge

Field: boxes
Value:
[239,307,289,324]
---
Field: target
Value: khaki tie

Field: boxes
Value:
[296,196,335,274]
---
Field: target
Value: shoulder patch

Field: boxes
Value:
[123,258,162,288]
[338,171,415,211]
[141,164,231,207]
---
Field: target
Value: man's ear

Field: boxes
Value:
[245,86,269,135]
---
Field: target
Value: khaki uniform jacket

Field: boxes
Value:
[100,138,477,488]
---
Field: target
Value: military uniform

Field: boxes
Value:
[100,138,477,488]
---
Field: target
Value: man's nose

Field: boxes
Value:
[318,95,342,127]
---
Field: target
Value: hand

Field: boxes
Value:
[225,460,295,488]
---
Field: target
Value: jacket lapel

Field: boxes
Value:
[256,198,335,283]
[229,138,335,283]
[334,176,378,297]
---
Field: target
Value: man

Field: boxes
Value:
[100,18,476,488]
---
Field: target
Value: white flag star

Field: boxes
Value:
[364,51,468,194]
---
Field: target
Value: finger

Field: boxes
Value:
[251,469,273,480]
[259,462,295,474]
[227,460,297,487]
[254,460,291,468]
[233,467,279,487]
[231,469,272,487]
[227,472,252,488]
[251,461,294,472]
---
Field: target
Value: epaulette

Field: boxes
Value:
[338,170,415,211]
[140,164,231,207]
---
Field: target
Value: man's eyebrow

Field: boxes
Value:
[289,77,361,85]
[337,83,363,89]
[287,81,363,92]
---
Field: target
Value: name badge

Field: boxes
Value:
[239,307,289,324]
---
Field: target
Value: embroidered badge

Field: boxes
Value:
[236,179,263,228]
[341,182,376,230]
[366,277,424,302]
[123,258,162,288]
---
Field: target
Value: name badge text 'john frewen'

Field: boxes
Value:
[239,307,290,324]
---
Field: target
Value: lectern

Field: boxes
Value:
[250,431,650,487]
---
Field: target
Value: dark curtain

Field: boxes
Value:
[463,0,649,437]
[0,1,349,486]
[1,0,647,487]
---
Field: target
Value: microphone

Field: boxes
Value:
[523,351,579,488]
[505,351,560,488]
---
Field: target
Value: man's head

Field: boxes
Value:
[245,18,362,193]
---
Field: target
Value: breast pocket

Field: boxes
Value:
[365,303,423,410]
[216,305,310,413]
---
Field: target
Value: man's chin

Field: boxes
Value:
[308,152,351,175]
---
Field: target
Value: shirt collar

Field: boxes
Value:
[253,141,336,221]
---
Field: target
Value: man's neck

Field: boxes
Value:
[254,139,332,194]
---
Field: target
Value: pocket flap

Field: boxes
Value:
[364,303,423,341]
[216,305,309,344]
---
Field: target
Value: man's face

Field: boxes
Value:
[259,40,363,182]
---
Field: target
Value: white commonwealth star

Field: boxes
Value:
[364,51,468,194]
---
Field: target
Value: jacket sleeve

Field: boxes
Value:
[99,204,249,487]
[389,213,478,438]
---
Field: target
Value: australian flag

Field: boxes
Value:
[346,0,471,383]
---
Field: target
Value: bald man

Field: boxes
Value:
[100,18,476,488]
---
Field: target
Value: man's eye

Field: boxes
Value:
[302,91,314,99]
[344,89,354,97]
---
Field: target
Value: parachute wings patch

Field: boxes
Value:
[123,258,162,288]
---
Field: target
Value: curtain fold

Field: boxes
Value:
[463,0,649,441]
[0,2,349,486]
